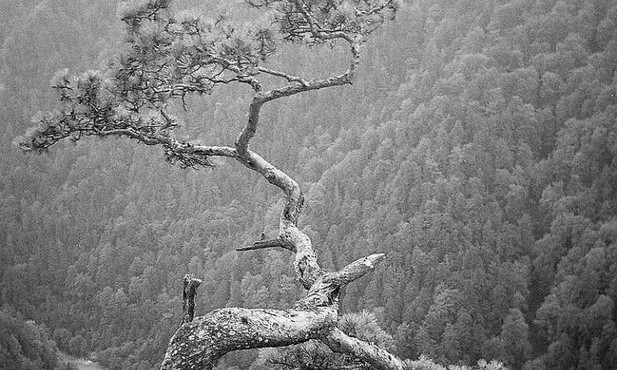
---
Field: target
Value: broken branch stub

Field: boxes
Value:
[182,275,202,324]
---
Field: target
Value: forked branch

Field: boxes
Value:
[162,253,389,369]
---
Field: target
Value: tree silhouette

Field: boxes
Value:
[16,0,403,368]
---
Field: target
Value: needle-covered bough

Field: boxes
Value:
[17,0,405,368]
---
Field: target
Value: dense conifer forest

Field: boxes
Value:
[2,0,617,369]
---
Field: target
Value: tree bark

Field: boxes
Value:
[161,307,338,369]
[161,252,395,369]
[182,275,202,324]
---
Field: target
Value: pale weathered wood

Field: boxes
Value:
[324,328,406,370]
[161,307,338,369]
[162,254,392,369]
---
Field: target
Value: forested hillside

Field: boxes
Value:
[2,0,617,369]
[0,308,71,369]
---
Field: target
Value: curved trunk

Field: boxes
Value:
[162,307,338,369]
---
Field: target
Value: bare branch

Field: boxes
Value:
[257,66,309,86]
[236,238,287,251]
[161,306,338,370]
[234,36,362,157]
[328,253,386,286]
[323,328,406,370]
[298,253,386,309]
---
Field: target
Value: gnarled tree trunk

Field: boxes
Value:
[160,142,404,369]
